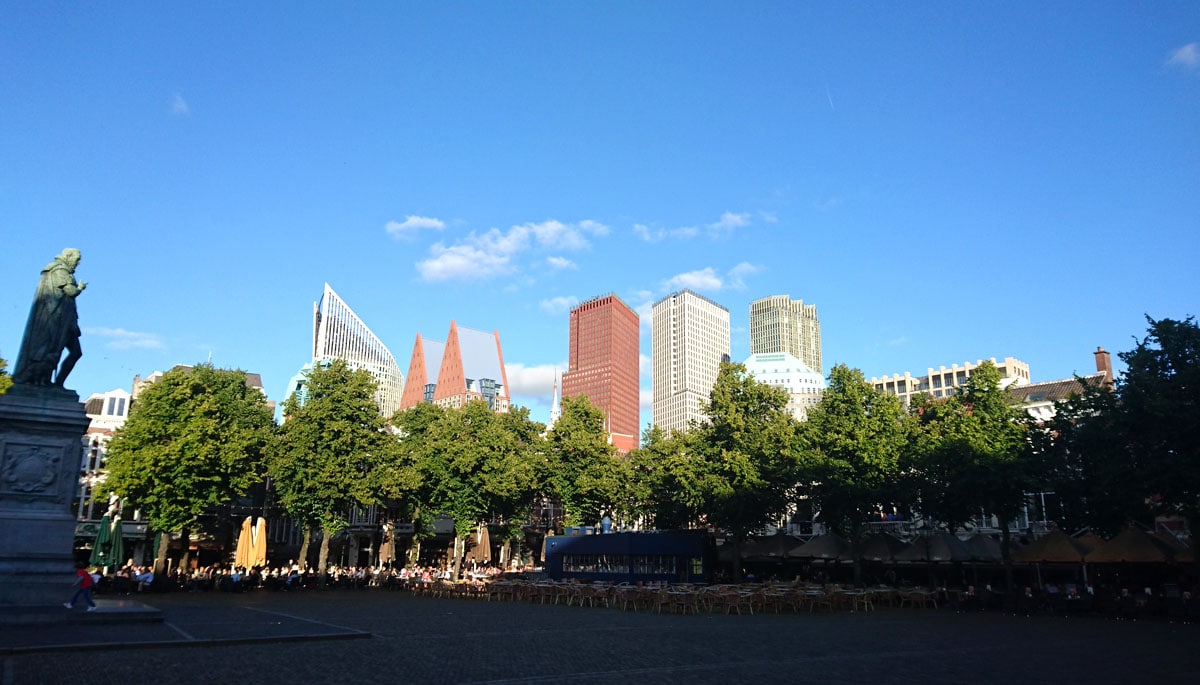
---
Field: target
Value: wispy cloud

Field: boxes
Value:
[170,92,189,116]
[708,211,751,235]
[634,223,699,242]
[888,336,909,347]
[416,219,608,282]
[505,362,563,402]
[539,295,578,315]
[726,262,764,290]
[640,389,653,412]
[639,353,652,377]
[546,256,577,270]
[85,327,165,351]
[1167,42,1199,69]
[386,215,445,238]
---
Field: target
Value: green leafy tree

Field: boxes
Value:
[102,364,275,574]
[1118,316,1200,525]
[799,364,910,584]
[909,361,1031,590]
[545,394,619,528]
[269,359,392,583]
[397,399,541,577]
[692,362,800,579]
[1034,377,1134,535]
[0,356,11,394]
[622,425,701,529]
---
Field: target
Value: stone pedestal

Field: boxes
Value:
[0,386,89,606]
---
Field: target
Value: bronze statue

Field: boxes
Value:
[14,248,87,387]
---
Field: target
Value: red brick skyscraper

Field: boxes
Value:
[562,294,640,453]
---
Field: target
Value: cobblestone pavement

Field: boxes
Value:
[3,591,1195,684]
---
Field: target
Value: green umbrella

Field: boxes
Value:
[108,518,125,567]
[148,531,164,567]
[90,514,112,566]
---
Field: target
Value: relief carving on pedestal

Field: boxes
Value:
[1,443,61,496]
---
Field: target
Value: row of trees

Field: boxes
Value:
[97,316,1198,586]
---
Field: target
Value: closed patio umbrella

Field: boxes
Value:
[377,521,395,567]
[252,517,268,567]
[233,516,253,569]
[90,514,112,566]
[108,518,125,567]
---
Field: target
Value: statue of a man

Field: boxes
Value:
[13,248,87,387]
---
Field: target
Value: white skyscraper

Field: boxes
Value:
[749,295,822,375]
[652,289,731,435]
[310,283,404,416]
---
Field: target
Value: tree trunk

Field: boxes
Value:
[731,537,743,582]
[317,527,331,587]
[999,517,1014,594]
[153,533,169,586]
[178,529,191,575]
[451,535,463,580]
[501,539,512,570]
[297,523,312,570]
[851,522,863,586]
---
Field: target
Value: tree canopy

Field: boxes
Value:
[101,364,275,560]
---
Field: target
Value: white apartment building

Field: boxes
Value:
[749,295,822,375]
[743,352,826,422]
[870,357,1031,407]
[652,289,731,434]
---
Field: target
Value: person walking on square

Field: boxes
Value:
[65,562,98,611]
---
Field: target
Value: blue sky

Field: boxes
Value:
[3,3,1198,430]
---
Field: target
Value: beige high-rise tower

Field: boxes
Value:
[749,295,822,375]
[652,289,731,435]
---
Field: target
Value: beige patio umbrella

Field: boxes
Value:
[233,516,253,569]
[252,517,268,567]
[377,521,395,567]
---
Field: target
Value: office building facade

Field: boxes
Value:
[749,295,822,375]
[651,289,731,435]
[562,294,640,453]
[870,356,1031,408]
[309,283,405,417]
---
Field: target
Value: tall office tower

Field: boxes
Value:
[399,321,510,413]
[749,295,822,375]
[310,283,404,417]
[652,289,731,435]
[561,294,640,453]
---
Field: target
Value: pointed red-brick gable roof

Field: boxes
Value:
[434,321,467,403]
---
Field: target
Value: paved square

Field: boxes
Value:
[3,590,1195,684]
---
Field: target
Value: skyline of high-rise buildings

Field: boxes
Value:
[561,294,640,453]
[651,289,731,435]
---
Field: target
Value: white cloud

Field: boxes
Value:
[708,211,751,234]
[85,327,165,351]
[664,267,723,292]
[416,219,606,282]
[417,242,512,281]
[1167,43,1199,69]
[634,223,699,242]
[539,295,578,314]
[640,389,653,412]
[546,256,577,270]
[170,92,189,116]
[888,336,909,347]
[726,262,763,290]
[505,362,562,400]
[386,215,445,238]
[639,353,652,377]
